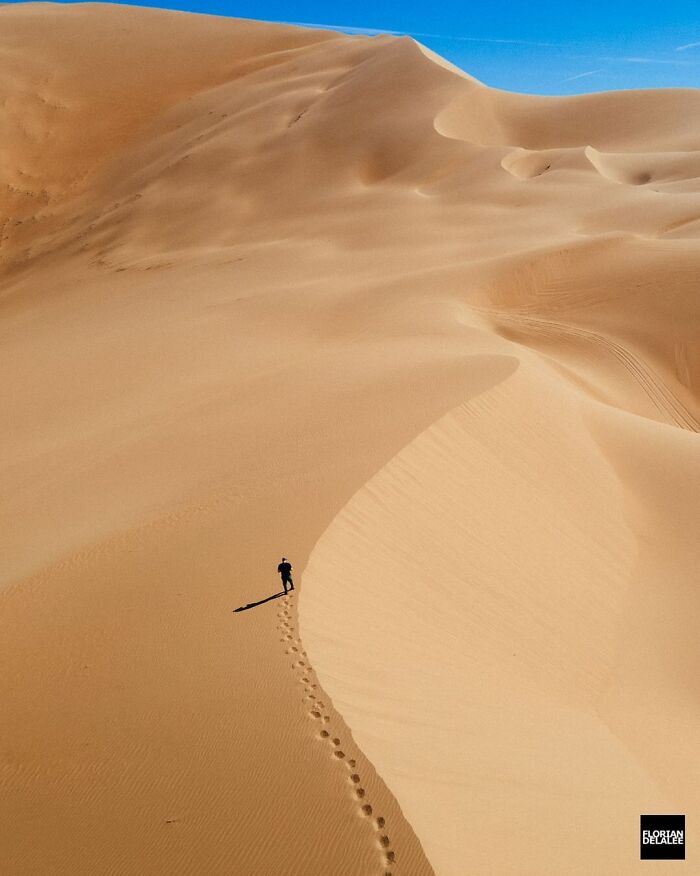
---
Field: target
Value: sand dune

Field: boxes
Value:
[1,3,698,874]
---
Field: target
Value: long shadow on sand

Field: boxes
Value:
[233,591,289,613]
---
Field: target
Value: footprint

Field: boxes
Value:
[385,851,396,864]
[379,835,391,848]
[348,759,356,768]
[361,804,373,816]
[356,787,366,798]
[320,730,330,738]
[309,710,321,718]
[334,751,345,759]
[376,817,386,829]
[350,774,361,784]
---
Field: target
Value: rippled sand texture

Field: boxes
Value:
[2,4,699,875]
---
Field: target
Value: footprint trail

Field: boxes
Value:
[277,595,398,875]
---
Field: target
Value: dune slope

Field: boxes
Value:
[1,4,699,875]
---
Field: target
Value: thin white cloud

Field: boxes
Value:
[622,55,693,65]
[676,41,700,51]
[570,53,697,66]
[562,68,604,82]
[411,31,559,47]
[282,20,558,47]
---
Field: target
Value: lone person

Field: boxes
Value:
[278,557,294,593]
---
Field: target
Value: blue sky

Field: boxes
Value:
[21,0,700,94]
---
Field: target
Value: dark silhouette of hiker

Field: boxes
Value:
[278,557,294,593]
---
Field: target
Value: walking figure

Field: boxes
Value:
[278,557,294,593]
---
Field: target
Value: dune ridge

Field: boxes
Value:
[1,3,699,874]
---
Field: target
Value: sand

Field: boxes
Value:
[1,3,698,874]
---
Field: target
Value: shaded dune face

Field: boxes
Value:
[1,4,699,876]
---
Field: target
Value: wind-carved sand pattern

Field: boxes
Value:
[276,596,397,875]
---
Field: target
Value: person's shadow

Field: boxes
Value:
[233,590,288,613]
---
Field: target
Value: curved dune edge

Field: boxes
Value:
[300,351,700,875]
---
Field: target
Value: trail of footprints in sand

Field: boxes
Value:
[277,595,396,875]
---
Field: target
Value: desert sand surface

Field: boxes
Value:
[1,3,699,874]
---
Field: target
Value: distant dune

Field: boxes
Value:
[1,4,698,874]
